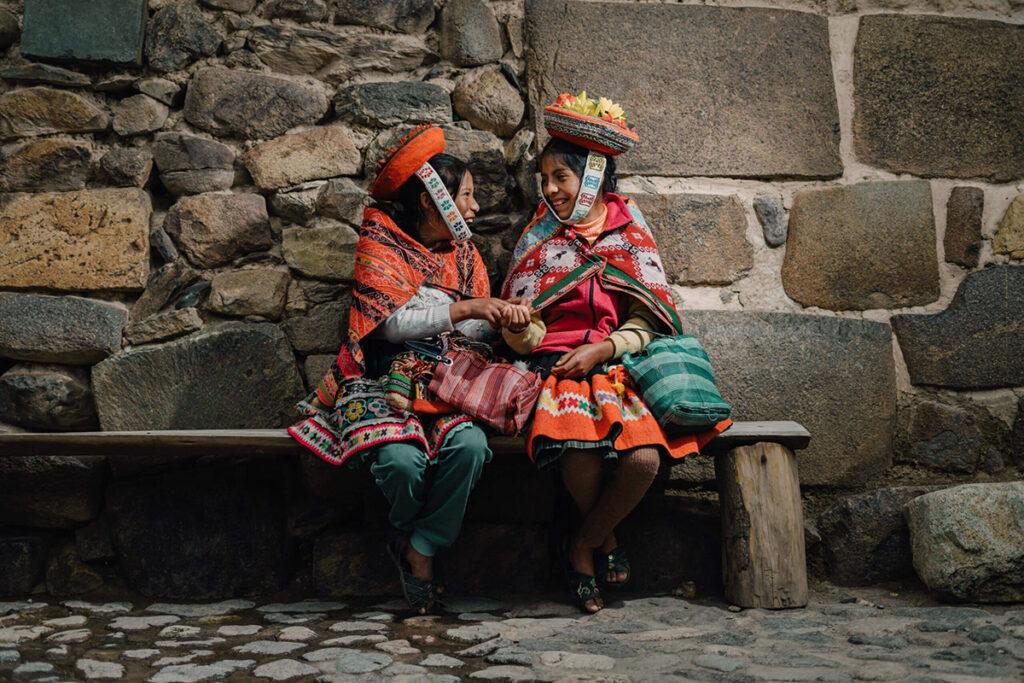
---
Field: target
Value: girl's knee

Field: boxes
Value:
[371,442,429,485]
[620,446,661,479]
[442,426,491,469]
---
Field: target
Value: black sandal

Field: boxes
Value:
[567,570,603,613]
[386,539,436,613]
[560,536,603,613]
[598,546,631,588]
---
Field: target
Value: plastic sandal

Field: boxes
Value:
[567,570,603,613]
[386,539,435,612]
[598,546,631,588]
[560,535,603,613]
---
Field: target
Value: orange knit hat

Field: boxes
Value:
[370,124,446,200]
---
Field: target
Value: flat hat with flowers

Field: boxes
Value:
[543,91,638,156]
[369,123,471,241]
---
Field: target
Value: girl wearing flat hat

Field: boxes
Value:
[502,93,731,613]
[289,124,525,613]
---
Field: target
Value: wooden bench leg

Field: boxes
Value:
[715,441,808,609]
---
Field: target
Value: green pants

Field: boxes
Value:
[370,424,491,557]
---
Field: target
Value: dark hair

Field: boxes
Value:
[539,137,618,195]
[378,153,469,241]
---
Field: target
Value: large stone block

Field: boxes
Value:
[453,67,525,138]
[682,311,896,487]
[92,324,304,430]
[246,24,431,85]
[816,486,941,586]
[206,269,290,320]
[153,132,235,196]
[334,0,434,34]
[0,363,98,431]
[110,94,169,137]
[0,456,107,529]
[164,193,272,269]
[854,15,1024,182]
[0,188,151,292]
[906,482,1024,603]
[281,300,348,355]
[145,4,224,72]
[0,294,126,365]
[0,138,92,192]
[896,394,1012,474]
[782,181,938,310]
[892,266,1024,390]
[334,81,452,128]
[184,68,329,140]
[125,308,204,346]
[526,0,841,178]
[106,461,290,599]
[631,194,752,286]
[439,126,509,213]
[0,87,109,140]
[21,0,146,64]
[281,224,358,282]
[243,127,361,191]
[440,0,503,67]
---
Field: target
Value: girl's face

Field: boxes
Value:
[540,154,580,220]
[419,171,479,244]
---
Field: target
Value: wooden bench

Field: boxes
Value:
[0,420,810,609]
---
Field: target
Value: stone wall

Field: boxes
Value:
[0,0,1022,598]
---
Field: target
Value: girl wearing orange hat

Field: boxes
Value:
[289,124,524,613]
[501,93,730,613]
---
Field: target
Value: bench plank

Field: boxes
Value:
[0,421,809,457]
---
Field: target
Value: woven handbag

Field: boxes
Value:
[620,333,731,435]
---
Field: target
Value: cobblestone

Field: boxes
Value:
[0,587,1018,681]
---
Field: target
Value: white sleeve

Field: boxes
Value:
[381,288,455,343]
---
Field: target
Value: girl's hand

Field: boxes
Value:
[552,341,615,378]
[500,302,532,332]
[450,297,509,326]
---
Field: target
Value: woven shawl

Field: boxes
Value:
[314,207,490,405]
[501,194,683,335]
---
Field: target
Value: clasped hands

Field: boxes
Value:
[449,296,532,331]
[452,296,614,379]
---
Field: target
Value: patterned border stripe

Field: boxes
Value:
[543,108,638,155]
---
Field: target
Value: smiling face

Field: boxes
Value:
[540,153,581,220]
[418,171,479,244]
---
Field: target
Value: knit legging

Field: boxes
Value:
[561,447,660,549]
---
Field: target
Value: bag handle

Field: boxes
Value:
[403,338,453,365]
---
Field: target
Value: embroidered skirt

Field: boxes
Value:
[528,364,731,469]
[288,376,471,467]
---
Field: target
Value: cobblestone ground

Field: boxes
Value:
[1,584,1022,682]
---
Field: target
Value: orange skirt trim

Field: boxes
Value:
[528,365,731,462]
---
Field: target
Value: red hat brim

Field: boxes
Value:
[370,125,446,200]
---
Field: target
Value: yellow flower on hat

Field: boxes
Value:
[552,90,632,129]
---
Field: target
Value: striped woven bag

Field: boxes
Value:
[621,334,732,435]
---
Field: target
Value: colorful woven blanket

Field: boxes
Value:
[314,207,489,405]
[501,194,682,334]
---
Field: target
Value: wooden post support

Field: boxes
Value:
[716,441,808,609]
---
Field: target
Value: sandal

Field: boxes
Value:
[598,546,631,588]
[560,536,603,613]
[386,539,436,613]
[567,570,603,613]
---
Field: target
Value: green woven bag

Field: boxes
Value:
[621,334,731,435]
